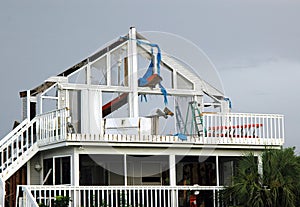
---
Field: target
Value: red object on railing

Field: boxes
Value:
[208,123,263,130]
[207,123,263,138]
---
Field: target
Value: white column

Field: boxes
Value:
[86,64,91,85]
[73,151,80,206]
[106,53,111,86]
[99,90,103,136]
[128,27,139,118]
[27,90,31,120]
[216,155,219,187]
[215,156,219,207]
[169,154,176,186]
[124,154,127,186]
[39,94,43,115]
[169,154,177,207]
[73,152,80,186]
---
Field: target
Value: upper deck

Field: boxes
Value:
[35,107,284,150]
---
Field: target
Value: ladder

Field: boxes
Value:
[184,101,204,136]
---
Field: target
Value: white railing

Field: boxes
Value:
[202,113,284,145]
[0,117,37,177]
[18,185,223,207]
[0,119,29,147]
[0,177,4,207]
[19,187,39,207]
[21,110,284,147]
[66,112,284,146]
[67,133,190,143]
[36,108,70,146]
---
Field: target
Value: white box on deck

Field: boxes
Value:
[105,117,155,136]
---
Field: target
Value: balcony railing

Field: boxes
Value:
[202,112,284,145]
[18,185,223,207]
[36,108,70,146]
[35,108,284,147]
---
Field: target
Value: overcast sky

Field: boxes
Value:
[0,0,299,149]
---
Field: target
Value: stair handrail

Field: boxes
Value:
[0,117,38,180]
[0,117,37,151]
[20,186,39,207]
[0,118,29,146]
[36,107,68,117]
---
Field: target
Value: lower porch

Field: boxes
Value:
[19,153,241,207]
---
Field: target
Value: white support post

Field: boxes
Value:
[65,89,70,114]
[173,71,177,89]
[99,90,103,136]
[86,63,91,85]
[169,154,177,207]
[169,154,176,186]
[52,157,55,185]
[73,152,80,186]
[216,155,220,207]
[57,88,61,109]
[27,90,31,120]
[128,27,139,118]
[39,94,43,115]
[216,155,219,187]
[73,152,80,206]
[106,53,111,86]
[124,154,127,186]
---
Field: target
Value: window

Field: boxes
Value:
[79,155,124,185]
[127,155,169,185]
[43,158,53,185]
[176,156,216,186]
[219,157,240,186]
[43,156,71,185]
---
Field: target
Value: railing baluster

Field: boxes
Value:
[26,124,29,151]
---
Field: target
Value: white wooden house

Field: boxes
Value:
[0,27,284,207]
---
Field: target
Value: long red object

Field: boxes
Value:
[102,93,129,117]
[209,123,263,130]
